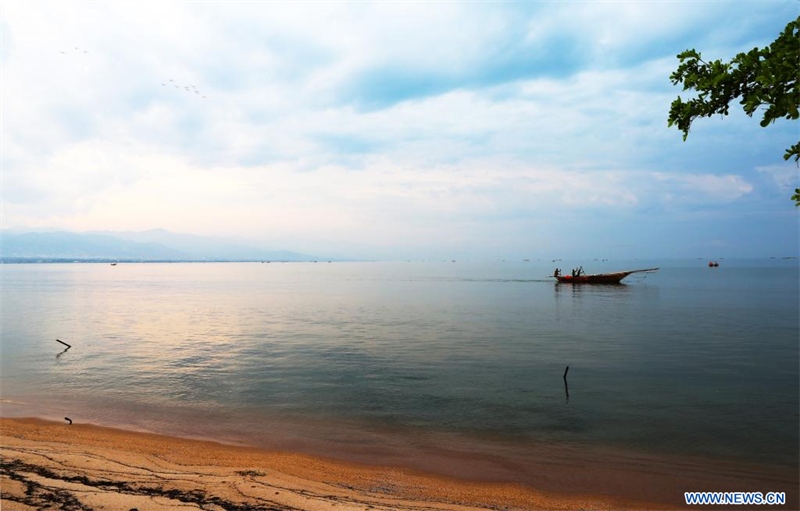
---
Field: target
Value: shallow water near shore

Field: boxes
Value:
[1,260,798,486]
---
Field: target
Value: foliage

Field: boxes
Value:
[668,16,800,205]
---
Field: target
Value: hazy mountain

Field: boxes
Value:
[0,230,319,262]
[98,229,314,261]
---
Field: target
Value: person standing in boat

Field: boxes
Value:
[553,268,561,278]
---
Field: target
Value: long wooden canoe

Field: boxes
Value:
[555,268,659,284]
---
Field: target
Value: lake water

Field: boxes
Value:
[1,260,798,487]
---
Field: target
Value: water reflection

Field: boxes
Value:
[554,282,633,295]
[1,261,798,470]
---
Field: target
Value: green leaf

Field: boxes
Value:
[668,15,800,203]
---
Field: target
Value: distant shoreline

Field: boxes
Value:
[1,256,798,264]
[0,258,336,264]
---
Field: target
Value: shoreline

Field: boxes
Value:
[3,418,798,510]
[1,417,660,511]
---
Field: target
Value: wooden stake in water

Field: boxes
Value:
[55,339,71,349]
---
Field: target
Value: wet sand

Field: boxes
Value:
[2,417,798,510]
[1,418,668,511]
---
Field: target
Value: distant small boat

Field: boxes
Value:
[554,268,658,284]
[110,263,117,266]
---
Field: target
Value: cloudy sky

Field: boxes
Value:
[2,1,798,260]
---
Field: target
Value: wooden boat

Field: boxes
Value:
[554,268,658,284]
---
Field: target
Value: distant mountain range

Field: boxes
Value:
[0,229,319,262]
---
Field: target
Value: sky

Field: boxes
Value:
[2,1,798,261]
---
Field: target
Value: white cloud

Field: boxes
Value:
[652,172,754,204]
[756,164,800,191]
[2,0,795,258]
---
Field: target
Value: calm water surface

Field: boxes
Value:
[1,260,798,481]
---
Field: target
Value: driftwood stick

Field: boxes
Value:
[55,339,71,349]
[64,417,72,425]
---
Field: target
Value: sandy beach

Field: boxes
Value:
[3,417,799,510]
[0,418,677,511]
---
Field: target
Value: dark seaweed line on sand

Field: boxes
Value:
[0,458,290,511]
